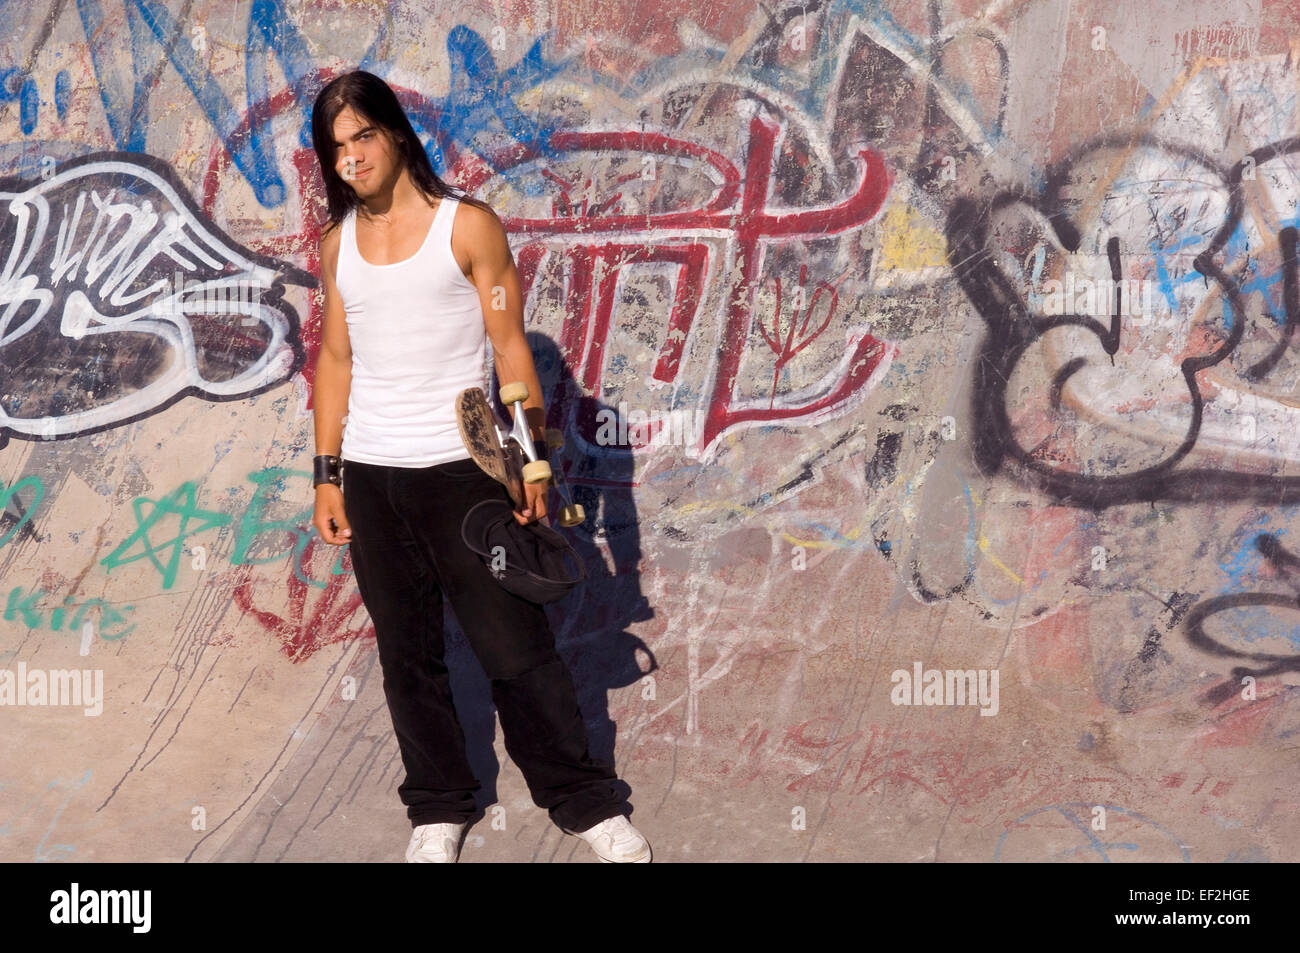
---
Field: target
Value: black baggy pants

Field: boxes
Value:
[341,455,624,833]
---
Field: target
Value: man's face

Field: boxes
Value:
[331,106,397,195]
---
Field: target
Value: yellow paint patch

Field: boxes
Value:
[878,204,948,271]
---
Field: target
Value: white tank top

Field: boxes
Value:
[334,195,489,467]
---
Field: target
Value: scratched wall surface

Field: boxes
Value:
[2,0,1298,863]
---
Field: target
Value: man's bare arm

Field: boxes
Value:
[312,222,353,543]
[314,223,352,454]
[463,204,548,522]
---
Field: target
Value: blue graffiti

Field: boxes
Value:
[54,1,569,205]
[996,802,1191,862]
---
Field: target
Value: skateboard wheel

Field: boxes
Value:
[545,428,564,450]
[558,503,585,527]
[499,382,529,405]
[522,459,551,483]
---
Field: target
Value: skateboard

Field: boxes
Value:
[455,381,586,527]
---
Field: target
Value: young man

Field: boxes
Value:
[308,70,650,863]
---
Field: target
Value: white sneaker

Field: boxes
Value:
[568,815,652,863]
[405,821,467,863]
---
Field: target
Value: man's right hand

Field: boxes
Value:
[313,485,352,544]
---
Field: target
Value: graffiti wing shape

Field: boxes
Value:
[0,151,310,442]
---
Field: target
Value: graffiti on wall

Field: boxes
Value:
[0,152,309,448]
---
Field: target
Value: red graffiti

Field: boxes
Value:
[490,114,894,455]
[230,541,371,663]
[201,81,893,459]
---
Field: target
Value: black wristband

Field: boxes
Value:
[313,454,342,487]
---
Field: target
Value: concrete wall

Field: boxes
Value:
[1,0,1296,862]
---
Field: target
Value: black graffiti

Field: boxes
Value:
[947,133,1300,508]
[1184,533,1300,706]
[1246,226,1299,379]
[1114,590,1197,713]
[0,150,311,448]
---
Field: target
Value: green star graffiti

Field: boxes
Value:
[101,482,232,589]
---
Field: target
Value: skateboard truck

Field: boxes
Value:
[498,382,549,485]
[498,382,586,528]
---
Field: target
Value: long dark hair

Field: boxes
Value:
[310,69,495,230]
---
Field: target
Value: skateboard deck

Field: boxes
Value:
[455,387,526,509]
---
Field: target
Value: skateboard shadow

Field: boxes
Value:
[443,331,657,820]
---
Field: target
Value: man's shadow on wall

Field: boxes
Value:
[443,332,657,819]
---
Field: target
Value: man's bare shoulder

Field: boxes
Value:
[452,199,510,261]
[319,218,342,245]
[318,219,342,270]
[452,200,501,235]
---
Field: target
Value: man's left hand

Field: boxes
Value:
[515,479,547,525]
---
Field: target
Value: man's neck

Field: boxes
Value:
[358,168,426,222]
